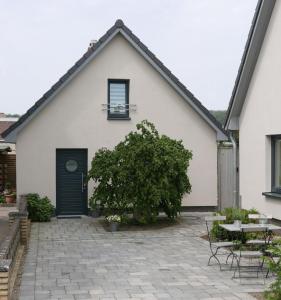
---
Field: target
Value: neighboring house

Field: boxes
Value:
[225,0,281,219]
[0,113,17,154]
[3,20,228,215]
[0,113,18,192]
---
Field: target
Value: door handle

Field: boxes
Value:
[81,172,84,192]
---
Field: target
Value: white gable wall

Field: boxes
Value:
[16,34,218,208]
[239,0,281,218]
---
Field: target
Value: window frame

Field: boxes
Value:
[271,135,281,194]
[107,79,130,120]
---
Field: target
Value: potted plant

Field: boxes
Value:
[5,192,16,204]
[4,183,16,204]
[106,215,121,232]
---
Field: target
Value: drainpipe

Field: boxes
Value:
[229,132,239,208]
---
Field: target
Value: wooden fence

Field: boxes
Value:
[0,154,16,192]
[218,143,236,210]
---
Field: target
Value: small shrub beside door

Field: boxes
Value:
[26,193,54,222]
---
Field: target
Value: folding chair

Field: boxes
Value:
[247,214,273,246]
[248,214,272,224]
[232,226,268,284]
[205,216,235,270]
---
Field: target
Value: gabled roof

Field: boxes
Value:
[3,19,228,141]
[225,0,276,130]
[0,120,16,140]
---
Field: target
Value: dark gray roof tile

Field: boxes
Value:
[3,19,227,138]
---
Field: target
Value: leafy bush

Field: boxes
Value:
[88,120,193,224]
[0,195,4,204]
[211,207,259,241]
[264,239,281,300]
[26,193,54,222]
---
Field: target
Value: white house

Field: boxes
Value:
[0,113,18,154]
[3,20,227,215]
[225,0,281,219]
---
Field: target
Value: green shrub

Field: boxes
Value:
[264,239,281,300]
[26,193,54,222]
[88,120,193,224]
[211,207,259,241]
[0,195,4,204]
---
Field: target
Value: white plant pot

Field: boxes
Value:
[110,222,119,232]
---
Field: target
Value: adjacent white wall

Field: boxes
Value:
[16,34,218,208]
[239,0,281,219]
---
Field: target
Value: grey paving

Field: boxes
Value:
[19,213,269,300]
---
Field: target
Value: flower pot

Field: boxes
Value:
[5,195,15,204]
[109,222,119,232]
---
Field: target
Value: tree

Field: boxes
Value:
[88,120,193,223]
[210,110,226,125]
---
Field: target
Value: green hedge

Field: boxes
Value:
[211,207,259,242]
[26,193,54,222]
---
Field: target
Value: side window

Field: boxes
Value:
[108,80,129,119]
[272,135,281,193]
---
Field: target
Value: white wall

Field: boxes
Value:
[16,34,218,208]
[239,0,281,219]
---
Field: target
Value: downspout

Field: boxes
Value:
[229,132,239,208]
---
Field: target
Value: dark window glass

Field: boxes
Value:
[272,135,281,193]
[108,80,129,119]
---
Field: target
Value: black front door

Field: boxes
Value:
[56,149,88,215]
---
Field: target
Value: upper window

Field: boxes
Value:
[108,79,129,119]
[272,135,281,193]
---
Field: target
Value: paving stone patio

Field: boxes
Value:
[19,213,269,300]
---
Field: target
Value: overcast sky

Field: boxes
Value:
[0,0,257,114]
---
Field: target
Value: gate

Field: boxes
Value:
[218,143,236,210]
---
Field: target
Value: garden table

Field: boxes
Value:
[219,223,281,281]
[219,223,281,248]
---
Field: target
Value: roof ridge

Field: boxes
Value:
[3,19,227,139]
[224,0,263,128]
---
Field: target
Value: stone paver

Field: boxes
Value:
[19,213,269,300]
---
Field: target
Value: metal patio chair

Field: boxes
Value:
[232,226,268,284]
[248,214,273,224]
[205,216,235,270]
[247,214,273,246]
